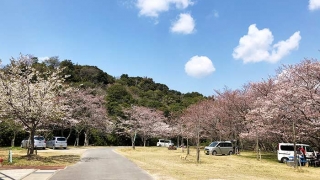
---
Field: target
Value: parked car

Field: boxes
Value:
[157,139,174,147]
[20,135,46,150]
[204,141,233,155]
[46,136,67,149]
[277,143,316,163]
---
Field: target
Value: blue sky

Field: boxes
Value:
[0,0,319,96]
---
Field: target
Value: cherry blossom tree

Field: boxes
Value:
[213,87,253,148]
[163,112,181,146]
[242,79,277,159]
[65,87,111,146]
[118,105,141,150]
[265,60,320,167]
[200,97,220,142]
[153,121,171,140]
[0,54,67,154]
[240,59,320,166]
[181,99,214,163]
[118,105,166,149]
[137,107,166,147]
[179,116,194,155]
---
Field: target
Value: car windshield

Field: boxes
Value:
[57,137,66,141]
[306,146,314,152]
[209,142,218,147]
[34,136,44,140]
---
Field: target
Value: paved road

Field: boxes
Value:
[50,147,154,180]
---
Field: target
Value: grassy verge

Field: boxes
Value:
[0,146,88,167]
[116,147,320,180]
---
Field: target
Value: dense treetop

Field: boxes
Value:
[32,56,205,117]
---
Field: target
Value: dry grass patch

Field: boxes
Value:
[0,146,89,167]
[116,147,320,180]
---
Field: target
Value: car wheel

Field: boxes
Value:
[281,157,288,163]
[228,151,232,155]
[63,147,67,149]
[212,151,217,156]
[43,147,45,150]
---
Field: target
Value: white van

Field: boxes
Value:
[156,139,174,147]
[277,143,315,163]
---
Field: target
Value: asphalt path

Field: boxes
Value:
[50,147,154,180]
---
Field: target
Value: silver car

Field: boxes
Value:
[204,141,233,155]
[46,136,67,149]
[21,136,46,149]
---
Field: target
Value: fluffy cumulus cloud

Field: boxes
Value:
[136,0,194,17]
[170,13,195,34]
[232,24,301,63]
[309,0,320,11]
[185,56,215,78]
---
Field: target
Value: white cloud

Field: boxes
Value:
[136,0,194,17]
[232,24,301,63]
[185,56,215,78]
[309,0,320,11]
[170,13,195,34]
[269,32,301,62]
[38,56,50,62]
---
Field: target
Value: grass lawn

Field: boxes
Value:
[0,146,87,167]
[1,146,319,179]
[116,147,320,180]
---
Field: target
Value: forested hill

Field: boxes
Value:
[57,58,205,117]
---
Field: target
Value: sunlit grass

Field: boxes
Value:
[116,147,320,180]
[1,146,319,179]
[0,146,87,167]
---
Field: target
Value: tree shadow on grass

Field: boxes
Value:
[237,151,278,163]
[16,154,80,164]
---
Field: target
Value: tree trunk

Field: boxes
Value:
[11,131,16,147]
[181,137,184,153]
[131,131,136,150]
[74,132,80,146]
[196,129,200,163]
[29,128,36,155]
[84,130,89,146]
[181,137,184,147]
[256,130,259,160]
[66,127,72,140]
[177,136,180,148]
[131,136,135,150]
[187,138,190,155]
[143,138,146,147]
[293,121,297,168]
